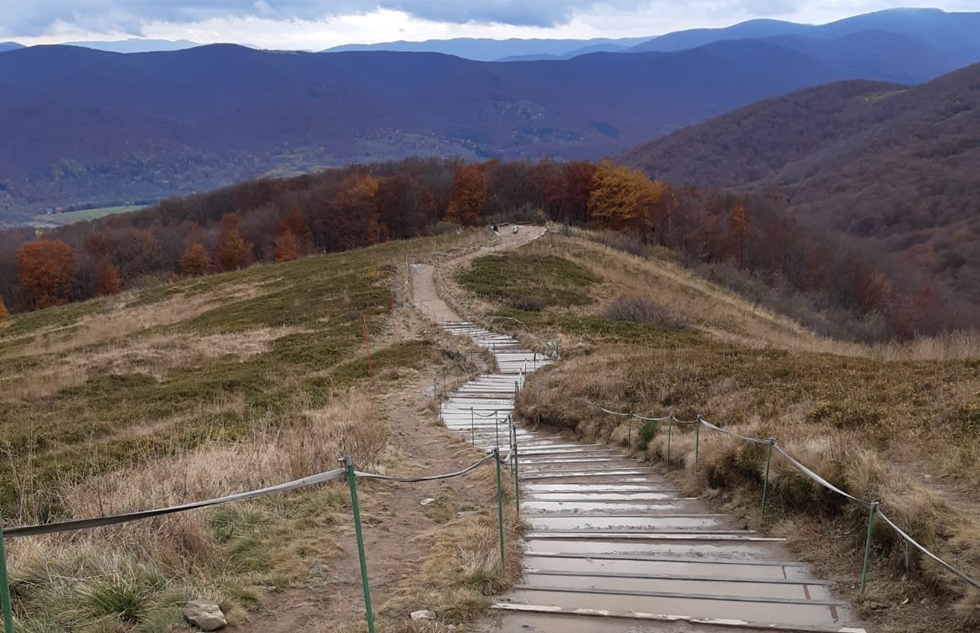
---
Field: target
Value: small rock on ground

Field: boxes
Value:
[184,600,228,631]
[411,609,436,620]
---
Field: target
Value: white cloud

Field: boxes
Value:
[1,1,975,48]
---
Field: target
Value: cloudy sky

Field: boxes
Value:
[2,1,977,49]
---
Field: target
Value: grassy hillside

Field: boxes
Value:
[0,230,522,633]
[33,205,146,227]
[443,228,980,633]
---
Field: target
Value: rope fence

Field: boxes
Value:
[0,447,520,633]
[586,400,980,596]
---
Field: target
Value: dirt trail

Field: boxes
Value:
[237,234,530,633]
[412,226,545,323]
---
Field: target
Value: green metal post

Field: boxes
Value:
[495,412,500,449]
[860,501,879,597]
[592,405,597,439]
[0,510,16,633]
[628,413,633,451]
[341,456,376,633]
[471,407,475,446]
[513,436,521,515]
[494,449,506,569]
[695,417,701,468]
[666,416,673,467]
[509,416,517,477]
[760,439,775,520]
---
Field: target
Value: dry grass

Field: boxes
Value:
[381,467,524,632]
[2,281,270,360]
[0,327,303,401]
[6,389,387,632]
[0,229,504,632]
[518,348,980,631]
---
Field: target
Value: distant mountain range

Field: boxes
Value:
[327,8,980,67]
[621,62,980,313]
[325,37,651,62]
[0,39,199,54]
[1,7,979,226]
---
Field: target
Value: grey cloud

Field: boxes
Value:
[0,0,656,36]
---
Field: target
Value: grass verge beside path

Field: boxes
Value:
[1,229,523,633]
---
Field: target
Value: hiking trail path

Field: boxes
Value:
[411,227,866,633]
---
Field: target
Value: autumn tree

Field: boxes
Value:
[728,204,750,266]
[0,295,8,320]
[95,259,121,296]
[587,162,666,238]
[17,239,77,309]
[277,208,311,254]
[446,163,486,226]
[274,231,301,263]
[179,243,211,276]
[216,213,253,271]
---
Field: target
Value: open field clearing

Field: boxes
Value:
[33,206,147,227]
[0,229,523,633]
[439,228,980,633]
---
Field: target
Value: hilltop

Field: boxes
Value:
[621,62,980,321]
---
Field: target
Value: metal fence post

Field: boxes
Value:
[341,456,376,633]
[495,411,500,449]
[666,415,673,467]
[471,407,475,446]
[508,416,516,477]
[592,405,598,439]
[494,449,506,570]
[860,501,880,597]
[0,510,15,633]
[695,416,701,468]
[628,413,634,451]
[760,438,775,520]
[513,436,521,515]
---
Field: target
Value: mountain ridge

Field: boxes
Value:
[620,62,980,314]
[0,39,891,223]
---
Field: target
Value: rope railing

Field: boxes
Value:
[588,400,980,596]
[0,451,517,633]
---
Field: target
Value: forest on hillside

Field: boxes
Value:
[621,63,980,323]
[0,158,950,340]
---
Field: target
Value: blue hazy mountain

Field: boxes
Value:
[631,8,980,70]
[324,37,651,61]
[0,42,24,53]
[60,38,200,53]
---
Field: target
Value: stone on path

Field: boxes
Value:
[183,600,228,631]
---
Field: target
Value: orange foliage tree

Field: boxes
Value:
[216,213,253,271]
[0,295,8,320]
[446,163,486,225]
[277,208,311,252]
[95,259,121,296]
[17,239,76,309]
[179,243,211,276]
[728,204,750,265]
[274,231,301,263]
[587,162,666,238]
